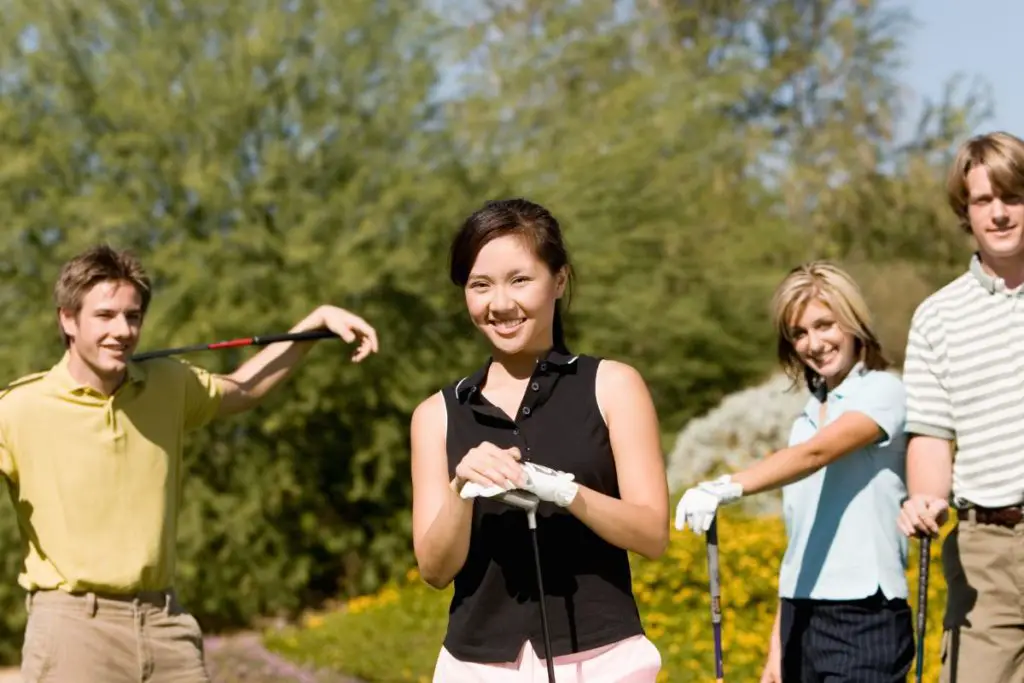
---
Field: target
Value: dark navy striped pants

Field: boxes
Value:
[780,589,915,682]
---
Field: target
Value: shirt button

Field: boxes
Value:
[522,406,531,416]
[539,363,547,371]
[513,429,520,435]
[531,382,540,391]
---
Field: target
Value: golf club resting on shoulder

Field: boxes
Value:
[0,245,379,683]
[0,131,1021,683]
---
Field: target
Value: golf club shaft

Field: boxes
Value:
[915,534,931,683]
[132,329,338,361]
[707,516,724,683]
[530,527,557,683]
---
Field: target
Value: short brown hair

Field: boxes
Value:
[946,131,1024,233]
[54,245,152,346]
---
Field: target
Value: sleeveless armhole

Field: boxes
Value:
[593,358,609,427]
[439,389,448,434]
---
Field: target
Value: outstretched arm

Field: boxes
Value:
[732,373,904,495]
[676,372,905,534]
[215,305,378,416]
[563,360,669,560]
[731,412,883,495]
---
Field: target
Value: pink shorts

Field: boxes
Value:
[432,634,662,682]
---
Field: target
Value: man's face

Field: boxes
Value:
[59,280,144,382]
[966,165,1024,262]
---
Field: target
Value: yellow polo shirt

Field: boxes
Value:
[0,353,222,594]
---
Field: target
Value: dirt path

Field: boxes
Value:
[0,632,365,683]
[205,632,365,683]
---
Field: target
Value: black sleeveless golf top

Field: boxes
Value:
[440,348,645,663]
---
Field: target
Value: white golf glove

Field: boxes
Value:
[674,474,743,534]
[460,462,580,508]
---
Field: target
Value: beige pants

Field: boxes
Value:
[940,515,1024,683]
[20,589,209,683]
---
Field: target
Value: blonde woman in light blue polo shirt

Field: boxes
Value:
[675,261,914,683]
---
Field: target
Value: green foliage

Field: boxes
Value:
[0,0,993,666]
[263,514,950,683]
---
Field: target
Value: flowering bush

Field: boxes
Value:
[263,514,950,682]
[665,372,809,517]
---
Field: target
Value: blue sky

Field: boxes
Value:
[894,0,1021,141]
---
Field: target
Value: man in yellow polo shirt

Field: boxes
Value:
[0,245,380,682]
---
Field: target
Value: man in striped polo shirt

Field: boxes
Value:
[898,130,1024,683]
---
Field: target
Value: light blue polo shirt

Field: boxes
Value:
[777,364,910,601]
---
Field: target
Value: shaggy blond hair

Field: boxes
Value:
[947,131,1024,233]
[771,261,889,393]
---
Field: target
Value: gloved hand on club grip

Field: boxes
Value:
[460,462,580,508]
[674,474,743,534]
[520,462,579,507]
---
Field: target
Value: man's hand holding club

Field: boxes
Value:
[897,494,949,539]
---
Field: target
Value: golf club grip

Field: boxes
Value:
[530,528,557,683]
[248,329,338,346]
[915,535,931,682]
[707,517,725,681]
[132,329,339,360]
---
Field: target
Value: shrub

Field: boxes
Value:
[263,513,950,682]
[666,372,808,518]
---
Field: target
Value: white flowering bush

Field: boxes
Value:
[666,372,809,517]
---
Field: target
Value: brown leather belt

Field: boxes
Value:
[958,505,1024,528]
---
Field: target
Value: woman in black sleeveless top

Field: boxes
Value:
[410,199,669,681]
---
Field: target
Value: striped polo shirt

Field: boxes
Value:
[903,254,1024,507]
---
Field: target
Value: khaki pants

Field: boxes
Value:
[940,515,1024,683]
[20,589,209,683]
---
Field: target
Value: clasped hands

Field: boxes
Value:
[456,442,579,508]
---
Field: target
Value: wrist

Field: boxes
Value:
[291,306,327,334]
[555,481,580,508]
[702,474,743,504]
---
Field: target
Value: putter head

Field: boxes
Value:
[493,489,540,513]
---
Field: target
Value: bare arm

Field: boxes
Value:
[216,305,378,416]
[897,435,954,536]
[564,360,669,560]
[906,435,953,499]
[410,392,475,589]
[732,412,884,495]
[761,600,783,682]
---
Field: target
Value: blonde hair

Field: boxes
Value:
[946,131,1024,233]
[771,261,889,393]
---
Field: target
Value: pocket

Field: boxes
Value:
[20,611,55,682]
[178,612,206,653]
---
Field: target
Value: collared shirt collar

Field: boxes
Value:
[968,252,1023,296]
[803,361,867,422]
[49,352,148,397]
[454,348,577,421]
[455,348,579,405]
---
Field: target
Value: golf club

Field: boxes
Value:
[707,515,725,683]
[131,329,339,361]
[915,534,932,683]
[493,489,557,683]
